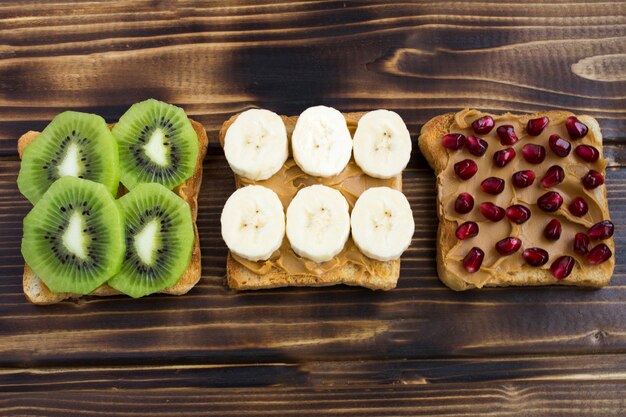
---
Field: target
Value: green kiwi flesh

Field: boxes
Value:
[21,177,125,294]
[112,99,198,190]
[107,182,194,298]
[17,111,120,204]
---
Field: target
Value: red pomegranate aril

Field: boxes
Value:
[548,135,571,157]
[493,148,516,168]
[495,237,522,256]
[540,165,565,188]
[574,145,599,163]
[587,243,612,264]
[463,247,484,273]
[523,247,549,266]
[588,220,614,240]
[512,170,536,188]
[537,191,564,212]
[481,177,505,195]
[582,170,604,189]
[454,159,478,180]
[506,204,531,224]
[573,233,590,255]
[465,135,488,157]
[568,197,589,217]
[479,202,506,222]
[454,192,474,214]
[472,116,495,134]
[456,221,479,240]
[522,144,546,164]
[526,116,549,136]
[496,125,519,145]
[543,219,562,240]
[442,133,465,150]
[550,256,575,280]
[565,116,588,140]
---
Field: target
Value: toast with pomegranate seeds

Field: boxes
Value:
[18,119,208,304]
[419,109,614,291]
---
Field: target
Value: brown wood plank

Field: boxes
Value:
[1,0,625,154]
[1,150,625,366]
[1,382,625,416]
[3,355,626,392]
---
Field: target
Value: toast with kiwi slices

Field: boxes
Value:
[18,101,208,304]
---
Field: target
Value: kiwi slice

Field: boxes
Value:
[21,177,125,294]
[107,182,194,298]
[112,99,199,190]
[17,111,119,204]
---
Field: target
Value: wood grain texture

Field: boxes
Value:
[1,0,626,414]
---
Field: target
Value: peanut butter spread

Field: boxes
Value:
[230,118,399,277]
[441,109,609,287]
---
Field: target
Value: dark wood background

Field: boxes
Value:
[1,1,626,415]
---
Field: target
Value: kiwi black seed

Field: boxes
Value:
[112,99,199,190]
[21,177,124,294]
[107,182,194,298]
[17,111,120,204]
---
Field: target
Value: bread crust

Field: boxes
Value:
[419,110,615,291]
[220,112,402,291]
[19,119,208,304]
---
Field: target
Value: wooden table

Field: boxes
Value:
[1,1,625,415]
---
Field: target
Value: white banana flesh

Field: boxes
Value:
[286,184,350,263]
[291,106,352,177]
[221,185,285,261]
[351,187,414,261]
[224,109,288,181]
[353,109,411,179]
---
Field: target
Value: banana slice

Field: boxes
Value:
[224,109,288,181]
[351,187,414,261]
[221,185,285,261]
[353,110,412,179]
[286,184,350,263]
[291,106,352,177]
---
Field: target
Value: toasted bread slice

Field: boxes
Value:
[220,112,402,291]
[419,109,614,290]
[19,119,208,304]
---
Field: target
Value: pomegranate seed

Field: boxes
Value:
[565,116,588,140]
[463,247,484,273]
[587,243,612,264]
[479,202,505,222]
[543,219,562,240]
[495,237,522,256]
[550,256,575,280]
[537,191,564,212]
[472,116,495,134]
[506,204,531,224]
[512,170,536,188]
[481,177,505,195]
[456,221,479,240]
[526,116,549,136]
[454,159,478,180]
[573,233,590,255]
[574,145,599,163]
[493,148,516,168]
[496,125,519,145]
[548,135,571,157]
[454,192,474,214]
[442,133,465,150]
[540,165,565,188]
[465,135,488,156]
[568,197,588,217]
[582,170,604,189]
[522,144,546,164]
[588,220,614,240]
[523,248,549,266]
